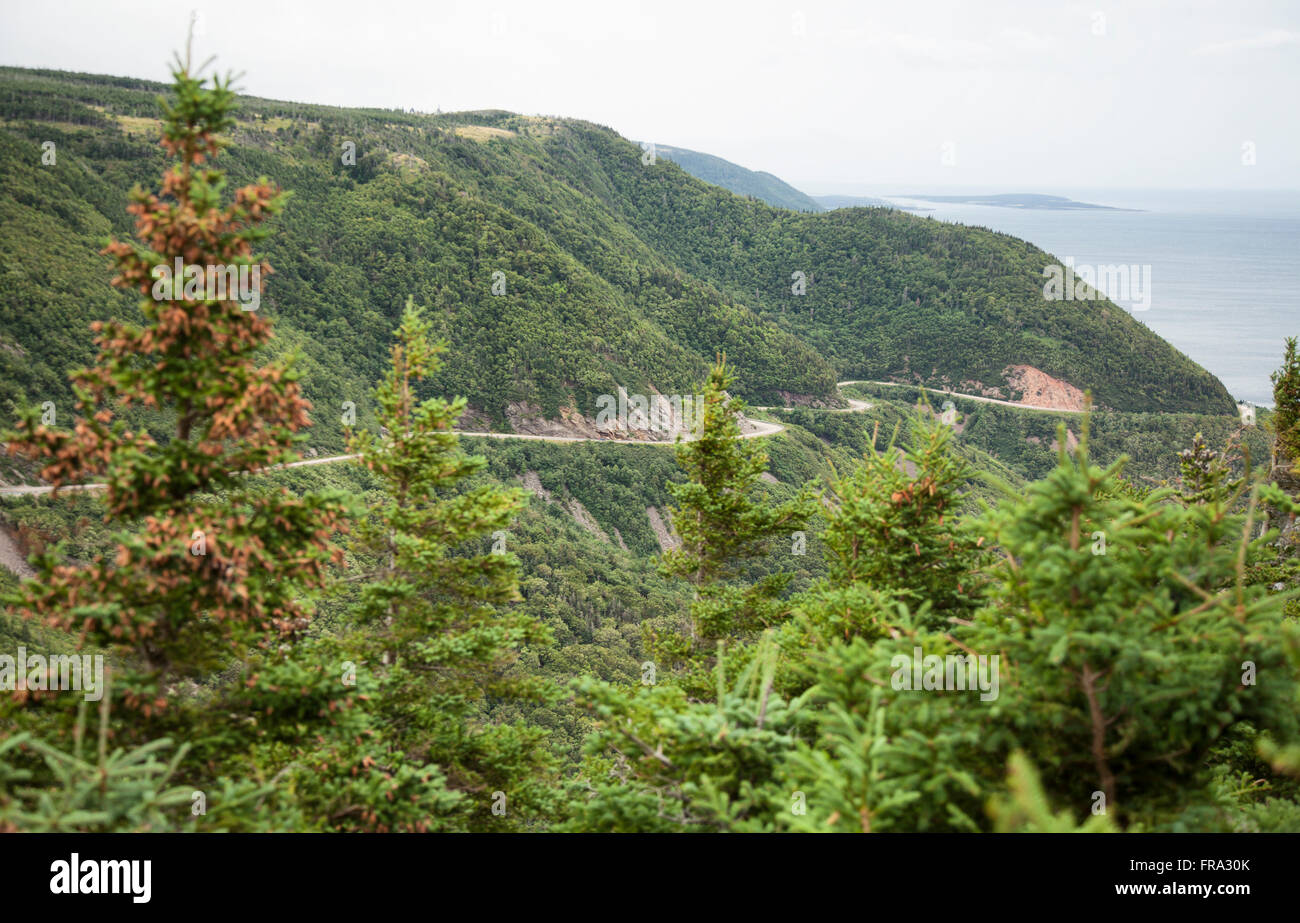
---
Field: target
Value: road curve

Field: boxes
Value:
[750,395,872,414]
[837,380,1083,414]
[0,380,1057,579]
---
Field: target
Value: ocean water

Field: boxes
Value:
[875,189,1300,408]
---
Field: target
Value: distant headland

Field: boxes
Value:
[894,193,1139,211]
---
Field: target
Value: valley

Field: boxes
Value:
[0,46,1294,848]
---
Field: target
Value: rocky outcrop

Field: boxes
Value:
[565,498,611,543]
[519,470,552,502]
[645,506,680,553]
[457,406,495,432]
[503,398,688,442]
[1002,365,1087,411]
[504,402,609,439]
[1049,429,1081,454]
[0,523,34,579]
[519,470,619,547]
[959,379,1009,399]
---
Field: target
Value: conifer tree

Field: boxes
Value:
[3,42,348,710]
[658,355,815,671]
[804,410,984,640]
[778,428,1300,832]
[987,752,1119,832]
[970,425,1299,824]
[778,625,998,832]
[1271,337,1300,467]
[348,298,556,830]
[566,359,818,829]
[565,632,809,832]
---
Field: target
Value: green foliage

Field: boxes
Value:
[653,144,823,212]
[563,633,810,832]
[780,625,994,832]
[3,48,351,706]
[1272,337,1300,466]
[346,299,556,829]
[570,399,1300,834]
[805,410,986,637]
[969,424,1300,826]
[988,752,1119,832]
[2,49,1298,837]
[0,62,1233,461]
[0,692,198,832]
[658,356,816,677]
[842,382,1262,487]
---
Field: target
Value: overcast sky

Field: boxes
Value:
[2,0,1297,191]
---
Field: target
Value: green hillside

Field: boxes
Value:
[2,57,1297,841]
[0,66,1234,455]
[652,143,824,212]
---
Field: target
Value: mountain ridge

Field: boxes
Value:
[0,65,1236,455]
[650,143,824,212]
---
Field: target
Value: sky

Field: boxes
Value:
[2,0,1297,192]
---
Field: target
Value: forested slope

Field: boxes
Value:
[651,143,824,212]
[0,65,1234,453]
[2,59,1296,840]
[553,124,1234,414]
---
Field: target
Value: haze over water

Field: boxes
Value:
[861,188,1299,408]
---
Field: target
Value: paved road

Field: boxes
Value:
[0,379,1076,502]
[0,418,789,499]
[0,481,108,498]
[837,380,1083,414]
[0,387,874,577]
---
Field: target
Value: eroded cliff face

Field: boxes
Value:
[503,402,612,439]
[481,393,768,442]
[517,470,621,548]
[0,524,35,579]
[1003,365,1088,411]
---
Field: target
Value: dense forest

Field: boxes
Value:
[1,57,1298,836]
[0,62,1233,461]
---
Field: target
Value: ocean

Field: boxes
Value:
[871,189,1300,408]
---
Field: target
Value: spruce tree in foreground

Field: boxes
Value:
[967,426,1299,825]
[348,299,556,830]
[566,632,809,832]
[3,45,348,711]
[657,355,815,678]
[573,409,1300,832]
[801,410,985,643]
[0,43,378,832]
[1272,337,1300,468]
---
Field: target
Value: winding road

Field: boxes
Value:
[839,380,1084,414]
[1,378,1073,502]
[0,379,1073,503]
[0,400,804,575]
[0,379,1078,574]
[0,412,793,500]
